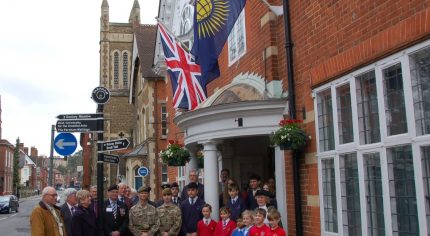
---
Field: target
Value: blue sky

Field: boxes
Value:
[0,0,159,156]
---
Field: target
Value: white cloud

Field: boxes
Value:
[0,0,159,155]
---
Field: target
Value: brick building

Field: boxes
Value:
[0,139,14,195]
[154,0,430,235]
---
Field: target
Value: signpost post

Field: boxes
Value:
[91,86,109,236]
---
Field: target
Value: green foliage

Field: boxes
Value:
[271,119,309,150]
[13,137,21,194]
[56,165,67,175]
[159,141,190,166]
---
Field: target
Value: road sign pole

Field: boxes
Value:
[96,104,104,235]
[48,124,55,186]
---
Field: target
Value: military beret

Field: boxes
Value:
[187,182,198,189]
[108,184,118,192]
[161,183,171,189]
[162,188,172,196]
[170,182,179,188]
[137,186,151,193]
[255,189,271,197]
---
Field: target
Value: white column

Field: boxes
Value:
[185,146,198,184]
[201,141,220,219]
[275,146,288,229]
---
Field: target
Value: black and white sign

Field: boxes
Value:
[103,154,119,164]
[91,87,110,104]
[56,119,103,133]
[99,139,130,151]
[57,113,103,120]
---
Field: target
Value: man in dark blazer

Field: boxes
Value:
[60,188,77,236]
[180,182,205,235]
[180,169,204,202]
[103,184,130,236]
[226,183,246,221]
[246,174,261,210]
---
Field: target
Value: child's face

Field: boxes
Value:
[228,189,239,198]
[220,211,231,221]
[202,207,211,218]
[242,214,253,227]
[187,188,198,198]
[254,213,265,225]
[236,219,244,228]
[269,217,280,228]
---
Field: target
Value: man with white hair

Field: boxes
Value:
[30,186,66,236]
[117,183,132,209]
[60,188,77,236]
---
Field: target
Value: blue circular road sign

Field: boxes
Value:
[137,167,149,177]
[54,133,77,156]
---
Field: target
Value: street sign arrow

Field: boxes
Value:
[56,113,103,120]
[103,154,119,164]
[54,133,77,156]
[56,119,103,133]
[98,139,130,151]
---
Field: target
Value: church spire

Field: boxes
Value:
[101,0,109,31]
[129,0,140,25]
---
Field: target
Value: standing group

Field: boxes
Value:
[30,169,285,236]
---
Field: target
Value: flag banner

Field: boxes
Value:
[191,0,247,83]
[158,23,207,111]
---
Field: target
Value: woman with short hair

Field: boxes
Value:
[71,189,98,236]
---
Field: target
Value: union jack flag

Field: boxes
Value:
[158,23,207,110]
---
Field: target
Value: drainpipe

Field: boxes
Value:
[283,0,303,236]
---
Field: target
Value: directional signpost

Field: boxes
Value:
[57,113,103,120]
[137,166,149,177]
[103,154,119,164]
[98,138,130,152]
[56,119,103,133]
[53,133,77,156]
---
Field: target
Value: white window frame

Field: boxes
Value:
[314,39,430,236]
[228,9,246,66]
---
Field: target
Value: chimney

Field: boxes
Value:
[30,147,38,157]
[24,147,29,155]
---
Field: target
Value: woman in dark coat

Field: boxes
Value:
[72,189,98,236]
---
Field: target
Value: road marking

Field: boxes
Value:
[0,213,17,221]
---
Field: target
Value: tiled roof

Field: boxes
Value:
[134,24,160,78]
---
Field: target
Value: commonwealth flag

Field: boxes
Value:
[191,0,247,83]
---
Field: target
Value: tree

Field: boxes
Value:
[13,137,21,195]
[56,165,67,176]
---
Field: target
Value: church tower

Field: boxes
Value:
[97,0,137,185]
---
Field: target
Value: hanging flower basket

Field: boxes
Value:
[271,119,309,151]
[196,150,204,169]
[159,140,190,167]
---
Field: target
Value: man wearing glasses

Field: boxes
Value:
[30,186,66,236]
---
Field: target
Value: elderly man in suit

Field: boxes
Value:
[180,169,204,202]
[60,188,78,236]
[117,183,133,209]
[103,184,129,236]
[30,186,67,236]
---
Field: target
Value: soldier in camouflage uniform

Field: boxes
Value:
[129,186,160,236]
[157,188,182,236]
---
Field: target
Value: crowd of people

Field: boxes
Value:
[30,169,286,236]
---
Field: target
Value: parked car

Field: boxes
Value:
[0,195,19,213]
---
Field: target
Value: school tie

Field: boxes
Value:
[71,206,75,215]
[205,219,209,225]
[223,221,227,227]
[173,198,177,204]
[232,199,236,205]
[112,202,117,219]
[190,198,194,205]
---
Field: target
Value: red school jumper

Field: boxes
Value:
[268,226,286,236]
[197,219,217,236]
[249,224,271,236]
[214,219,237,236]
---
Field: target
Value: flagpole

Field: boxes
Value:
[155,18,192,53]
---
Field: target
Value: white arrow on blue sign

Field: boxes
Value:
[137,167,149,177]
[54,133,77,156]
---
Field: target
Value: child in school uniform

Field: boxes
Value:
[197,204,217,236]
[267,209,286,236]
[240,210,254,236]
[231,217,244,236]
[214,206,237,236]
[249,208,270,236]
[226,183,246,221]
